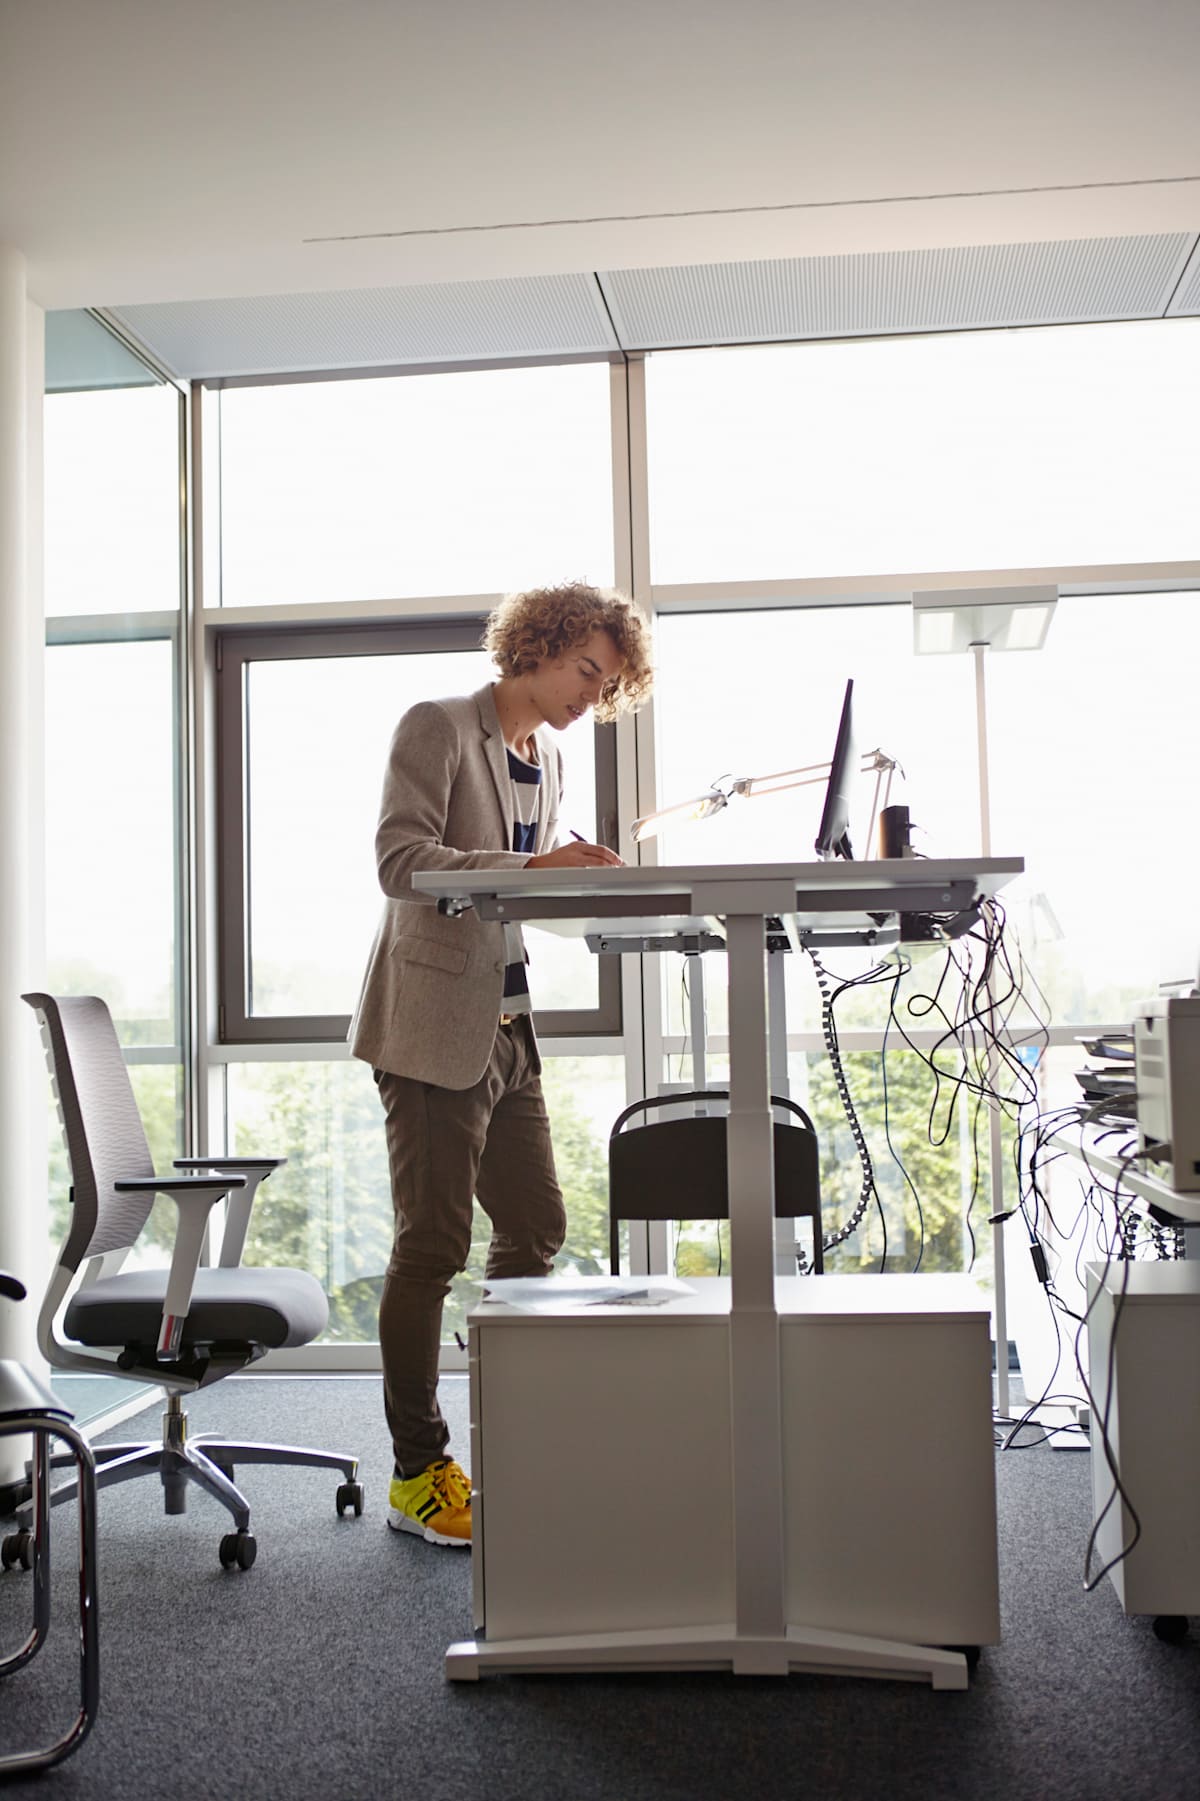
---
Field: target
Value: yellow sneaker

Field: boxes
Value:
[387,1458,472,1547]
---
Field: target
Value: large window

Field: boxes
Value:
[194,326,1200,1349]
[215,361,617,607]
[646,321,1200,584]
[215,623,619,1041]
[649,584,1200,1276]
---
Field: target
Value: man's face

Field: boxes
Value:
[530,628,624,731]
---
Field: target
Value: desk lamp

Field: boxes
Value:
[631,747,899,846]
[912,584,1058,1417]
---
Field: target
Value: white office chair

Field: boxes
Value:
[15,992,364,1571]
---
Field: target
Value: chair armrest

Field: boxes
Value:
[0,1270,26,1303]
[173,1158,287,1268]
[172,1158,287,1172]
[114,1175,246,1357]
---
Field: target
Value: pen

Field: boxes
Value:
[569,829,587,843]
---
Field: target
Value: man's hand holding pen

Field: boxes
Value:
[527,829,624,870]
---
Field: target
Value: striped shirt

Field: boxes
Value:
[502,746,541,1014]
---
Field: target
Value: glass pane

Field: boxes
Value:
[45,309,162,394]
[652,605,977,1038]
[447,1054,628,1342]
[219,364,615,606]
[44,384,182,615]
[1002,1041,1110,1411]
[986,590,1200,1025]
[647,321,1200,584]
[225,1053,627,1346]
[803,1045,1003,1279]
[44,638,182,1386]
[45,639,178,1042]
[246,647,599,1019]
[226,1059,393,1343]
[650,1046,1010,1287]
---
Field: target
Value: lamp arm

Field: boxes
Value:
[730,762,831,798]
[632,750,903,842]
[733,748,899,799]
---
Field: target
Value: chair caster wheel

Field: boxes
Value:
[1152,1614,1189,1644]
[219,1530,257,1571]
[336,1480,365,1518]
[1,1529,34,1572]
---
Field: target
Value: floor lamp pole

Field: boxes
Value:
[973,643,1009,1417]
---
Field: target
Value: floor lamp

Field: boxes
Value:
[912,586,1057,1417]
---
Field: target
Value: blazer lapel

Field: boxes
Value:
[476,684,515,850]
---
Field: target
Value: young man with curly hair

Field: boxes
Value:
[349,581,654,1546]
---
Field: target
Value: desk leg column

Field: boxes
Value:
[725,912,787,1671]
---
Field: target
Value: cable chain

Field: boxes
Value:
[807,948,878,1253]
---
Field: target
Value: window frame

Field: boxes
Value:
[215,617,621,1043]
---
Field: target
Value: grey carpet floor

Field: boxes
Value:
[1,1376,1197,1801]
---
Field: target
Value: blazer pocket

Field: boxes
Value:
[389,934,469,977]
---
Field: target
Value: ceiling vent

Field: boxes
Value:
[109,272,620,380]
[598,233,1196,349]
[1167,236,1200,314]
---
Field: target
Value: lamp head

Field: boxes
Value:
[630,788,729,843]
[912,585,1057,655]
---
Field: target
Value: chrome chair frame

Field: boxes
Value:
[1,1274,99,1777]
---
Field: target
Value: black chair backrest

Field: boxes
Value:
[608,1090,821,1274]
[23,993,156,1272]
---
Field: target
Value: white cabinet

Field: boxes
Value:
[1086,1261,1200,1619]
[470,1275,1001,1651]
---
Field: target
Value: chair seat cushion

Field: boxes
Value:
[64,1266,329,1351]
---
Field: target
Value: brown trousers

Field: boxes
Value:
[376,1015,566,1477]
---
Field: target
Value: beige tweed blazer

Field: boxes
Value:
[348,683,563,1089]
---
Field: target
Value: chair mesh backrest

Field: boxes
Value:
[23,993,156,1270]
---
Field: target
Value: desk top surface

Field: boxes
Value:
[470,1271,992,1326]
[1052,1126,1200,1224]
[1086,1259,1200,1302]
[415,856,1022,911]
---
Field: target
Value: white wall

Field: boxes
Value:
[0,243,48,1482]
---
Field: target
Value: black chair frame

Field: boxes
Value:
[608,1089,823,1276]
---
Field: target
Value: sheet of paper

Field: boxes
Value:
[481,1275,695,1311]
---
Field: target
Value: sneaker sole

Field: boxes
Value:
[387,1507,471,1548]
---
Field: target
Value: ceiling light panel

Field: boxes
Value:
[599,234,1195,349]
[107,273,620,380]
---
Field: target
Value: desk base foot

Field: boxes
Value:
[445,1624,969,1689]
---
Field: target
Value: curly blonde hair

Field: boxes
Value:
[483,581,654,723]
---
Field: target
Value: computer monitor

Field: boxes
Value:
[814,678,856,861]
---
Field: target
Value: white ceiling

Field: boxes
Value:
[5,0,1200,371]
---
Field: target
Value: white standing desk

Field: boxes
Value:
[414,858,1022,1686]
